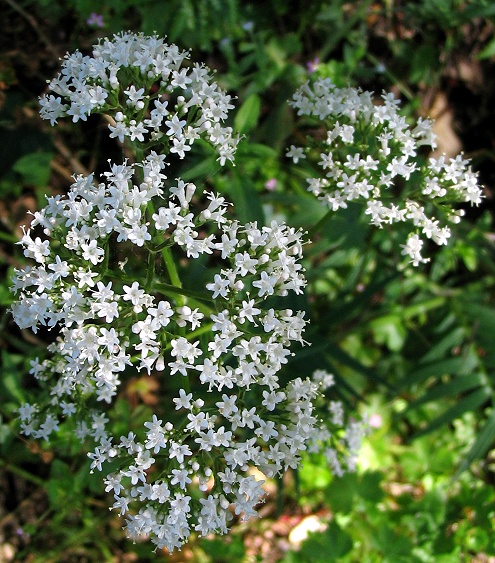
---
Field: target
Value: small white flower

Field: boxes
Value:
[286,145,306,163]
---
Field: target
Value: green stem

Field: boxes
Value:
[150,239,174,252]
[308,209,334,238]
[153,282,213,304]
[145,250,155,292]
[101,238,110,274]
[161,322,214,352]
[0,230,18,243]
[365,52,415,101]
[161,247,184,306]
[0,457,45,487]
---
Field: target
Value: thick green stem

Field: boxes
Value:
[153,282,213,305]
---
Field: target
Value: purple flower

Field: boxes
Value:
[306,58,320,73]
[87,12,104,28]
[369,413,383,428]
[264,178,277,191]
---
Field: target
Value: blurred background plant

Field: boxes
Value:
[1,0,495,561]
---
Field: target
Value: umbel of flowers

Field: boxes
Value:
[287,78,483,266]
[39,31,238,165]
[11,32,481,552]
[12,155,361,551]
[11,33,364,552]
[12,156,316,550]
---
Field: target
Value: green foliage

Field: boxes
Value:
[2,0,495,560]
[12,152,53,188]
[200,535,246,561]
[283,398,495,562]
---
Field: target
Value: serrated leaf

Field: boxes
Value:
[234,94,261,134]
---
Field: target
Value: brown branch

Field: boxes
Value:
[50,159,76,183]
[53,137,89,176]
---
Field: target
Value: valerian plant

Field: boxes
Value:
[10,32,482,553]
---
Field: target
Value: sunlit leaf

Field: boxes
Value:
[234,93,261,134]
[413,387,491,440]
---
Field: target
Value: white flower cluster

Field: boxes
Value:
[91,376,319,552]
[11,35,370,553]
[287,79,483,265]
[308,369,367,476]
[11,154,322,550]
[12,154,306,428]
[39,32,238,165]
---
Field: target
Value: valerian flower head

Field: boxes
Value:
[10,153,333,551]
[13,36,369,553]
[39,32,238,165]
[287,78,483,266]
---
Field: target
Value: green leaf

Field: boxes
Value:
[369,314,407,352]
[462,303,495,344]
[399,355,478,388]
[374,526,415,558]
[1,351,26,404]
[419,327,465,364]
[179,155,218,181]
[234,94,261,134]
[405,373,485,412]
[328,274,398,320]
[228,171,265,225]
[457,409,495,474]
[410,43,439,84]
[324,473,357,513]
[47,460,72,506]
[358,471,385,503]
[300,520,353,561]
[413,387,491,440]
[201,535,246,561]
[0,417,12,445]
[399,297,446,320]
[464,3,495,20]
[326,342,391,388]
[12,152,53,187]
[236,142,278,159]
